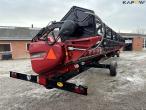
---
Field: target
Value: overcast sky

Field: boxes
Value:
[0,0,146,33]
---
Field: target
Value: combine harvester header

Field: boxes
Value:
[10,6,125,95]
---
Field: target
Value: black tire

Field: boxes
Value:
[116,51,120,57]
[111,54,115,57]
[109,61,117,76]
[116,53,120,57]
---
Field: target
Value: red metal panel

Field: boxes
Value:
[29,41,64,74]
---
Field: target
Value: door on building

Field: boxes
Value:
[124,38,133,51]
[143,38,146,50]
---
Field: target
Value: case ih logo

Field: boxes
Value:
[123,0,145,4]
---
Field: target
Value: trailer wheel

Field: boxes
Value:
[109,61,117,76]
[116,51,120,57]
[116,53,119,57]
[111,54,115,57]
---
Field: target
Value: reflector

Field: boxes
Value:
[57,82,64,87]
[47,48,57,59]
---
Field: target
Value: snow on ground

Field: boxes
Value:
[0,51,146,110]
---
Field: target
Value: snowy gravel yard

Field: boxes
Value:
[0,51,146,110]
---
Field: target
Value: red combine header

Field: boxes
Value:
[10,6,125,95]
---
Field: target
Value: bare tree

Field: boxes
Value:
[135,27,145,34]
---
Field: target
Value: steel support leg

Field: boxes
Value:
[87,63,110,69]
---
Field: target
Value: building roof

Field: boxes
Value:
[0,26,146,40]
[0,26,40,40]
[119,33,146,38]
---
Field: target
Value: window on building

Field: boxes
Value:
[26,43,30,51]
[0,44,11,52]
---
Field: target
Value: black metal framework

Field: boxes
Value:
[10,60,117,95]
[10,71,88,95]
[32,21,63,42]
[32,6,124,46]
